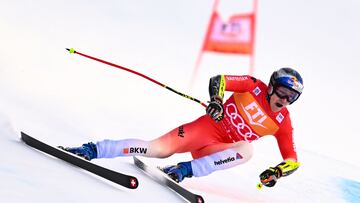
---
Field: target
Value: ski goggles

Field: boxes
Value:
[274,86,300,104]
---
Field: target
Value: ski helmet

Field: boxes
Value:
[269,67,304,104]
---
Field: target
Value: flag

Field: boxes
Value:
[203,11,255,54]
[190,0,258,87]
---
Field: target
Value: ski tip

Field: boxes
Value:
[196,195,205,203]
[66,48,76,54]
[20,131,28,140]
[129,177,139,189]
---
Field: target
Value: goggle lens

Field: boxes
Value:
[274,86,299,103]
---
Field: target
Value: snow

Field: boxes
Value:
[1,0,360,202]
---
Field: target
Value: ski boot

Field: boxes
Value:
[58,142,97,161]
[161,161,193,183]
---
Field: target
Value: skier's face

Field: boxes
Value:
[268,86,292,112]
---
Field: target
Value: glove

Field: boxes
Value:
[259,160,300,187]
[206,97,224,122]
[259,167,281,187]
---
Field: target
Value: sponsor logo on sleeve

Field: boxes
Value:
[123,147,148,154]
[253,86,261,96]
[214,156,236,166]
[236,153,243,159]
[123,148,129,154]
[226,76,249,81]
[214,153,243,166]
[276,113,284,123]
[178,126,185,138]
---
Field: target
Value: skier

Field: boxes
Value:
[63,67,304,187]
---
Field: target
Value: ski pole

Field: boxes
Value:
[66,48,266,189]
[66,48,207,108]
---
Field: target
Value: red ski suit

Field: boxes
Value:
[154,75,297,161]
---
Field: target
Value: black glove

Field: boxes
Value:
[259,167,281,187]
[206,97,224,122]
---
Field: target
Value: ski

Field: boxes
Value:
[133,156,204,203]
[21,132,138,189]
